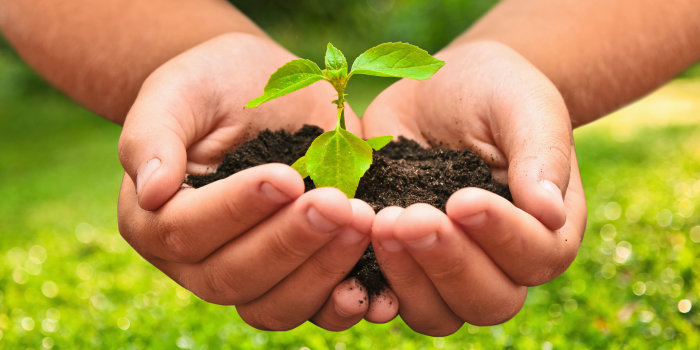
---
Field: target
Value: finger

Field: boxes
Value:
[118,82,193,211]
[237,199,373,330]
[447,151,587,286]
[393,203,527,326]
[360,79,422,140]
[372,207,464,336]
[493,74,572,230]
[365,288,399,324]
[159,188,353,305]
[309,279,369,332]
[118,163,304,263]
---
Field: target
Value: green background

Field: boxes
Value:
[1,1,699,349]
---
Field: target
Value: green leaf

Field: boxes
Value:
[291,156,309,178]
[351,42,445,80]
[306,128,373,198]
[366,135,393,150]
[323,43,348,85]
[324,43,348,79]
[245,59,324,108]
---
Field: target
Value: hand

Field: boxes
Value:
[361,40,587,336]
[117,33,393,331]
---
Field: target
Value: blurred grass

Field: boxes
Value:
[2,3,700,348]
[232,0,499,63]
[2,70,699,349]
[0,75,700,349]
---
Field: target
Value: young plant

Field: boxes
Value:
[245,42,444,197]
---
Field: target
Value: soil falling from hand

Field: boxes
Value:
[186,125,511,297]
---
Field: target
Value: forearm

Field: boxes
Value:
[452,0,700,127]
[0,0,266,124]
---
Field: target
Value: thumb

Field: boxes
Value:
[360,79,421,140]
[497,85,572,231]
[118,96,189,211]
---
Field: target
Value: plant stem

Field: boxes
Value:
[332,79,348,130]
[336,107,345,130]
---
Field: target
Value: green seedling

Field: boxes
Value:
[246,42,445,197]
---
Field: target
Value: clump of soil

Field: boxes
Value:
[187,125,511,297]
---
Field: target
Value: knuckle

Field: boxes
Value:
[382,264,417,288]
[306,254,350,281]
[156,225,201,263]
[487,228,519,251]
[199,263,248,305]
[117,213,159,257]
[548,142,572,177]
[514,272,551,287]
[512,139,570,180]
[547,139,571,163]
[426,257,468,283]
[545,242,580,282]
[469,308,519,326]
[222,194,249,220]
[268,228,315,265]
[509,259,555,286]
[468,290,526,326]
[117,134,137,168]
[116,214,136,245]
[515,238,579,287]
[116,136,128,160]
[561,231,583,260]
[219,191,276,226]
[511,261,558,287]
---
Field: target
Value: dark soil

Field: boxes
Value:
[186,125,511,297]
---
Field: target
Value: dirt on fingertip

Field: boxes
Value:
[186,125,512,297]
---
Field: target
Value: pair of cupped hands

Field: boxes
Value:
[117,33,587,336]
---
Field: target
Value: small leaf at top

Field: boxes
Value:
[325,43,348,75]
[305,128,373,198]
[291,156,309,178]
[366,135,393,151]
[245,59,324,108]
[351,42,445,80]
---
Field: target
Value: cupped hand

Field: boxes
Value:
[117,33,393,331]
[361,40,588,336]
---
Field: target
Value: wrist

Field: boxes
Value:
[434,40,575,128]
[1,0,267,125]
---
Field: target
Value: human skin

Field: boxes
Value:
[458,0,700,127]
[360,0,700,336]
[115,33,399,330]
[3,0,700,336]
[0,0,264,123]
[362,41,587,335]
[0,0,396,330]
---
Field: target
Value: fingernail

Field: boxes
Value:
[306,206,340,233]
[379,239,403,252]
[540,180,565,206]
[404,232,437,249]
[260,182,292,203]
[339,228,367,244]
[457,212,487,228]
[136,158,161,196]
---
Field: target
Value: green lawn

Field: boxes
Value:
[1,71,699,348]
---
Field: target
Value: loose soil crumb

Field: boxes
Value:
[186,125,512,297]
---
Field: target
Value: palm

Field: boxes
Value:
[360,41,588,335]
[131,36,361,174]
[118,33,373,333]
